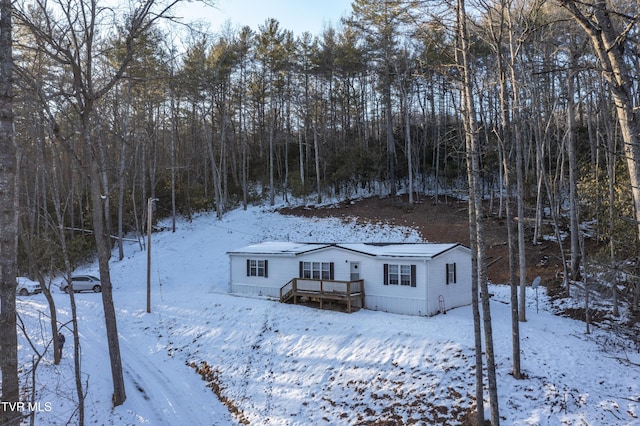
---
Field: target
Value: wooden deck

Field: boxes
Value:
[280,278,365,313]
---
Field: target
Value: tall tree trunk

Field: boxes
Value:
[97,126,113,242]
[511,81,527,324]
[242,126,248,210]
[86,118,126,406]
[314,122,322,204]
[404,89,414,204]
[467,171,485,425]
[50,149,86,420]
[269,106,276,206]
[298,119,305,199]
[384,75,396,196]
[117,86,129,260]
[457,0,500,423]
[566,60,581,284]
[607,122,619,316]
[206,115,223,220]
[170,84,177,231]
[0,0,20,423]
[220,101,229,214]
[67,275,85,424]
[493,1,522,376]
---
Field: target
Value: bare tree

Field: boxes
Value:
[566,47,581,286]
[51,140,87,422]
[479,0,529,378]
[560,0,640,245]
[16,0,187,406]
[456,0,500,423]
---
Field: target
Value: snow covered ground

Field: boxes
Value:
[13,205,640,425]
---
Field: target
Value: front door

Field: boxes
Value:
[350,262,360,281]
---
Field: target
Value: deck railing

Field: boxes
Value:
[280,278,365,313]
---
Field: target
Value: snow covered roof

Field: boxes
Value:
[339,243,462,258]
[227,241,326,255]
[227,242,466,259]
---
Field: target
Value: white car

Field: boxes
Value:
[17,277,42,296]
[60,275,102,293]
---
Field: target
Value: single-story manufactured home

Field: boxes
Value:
[227,242,471,316]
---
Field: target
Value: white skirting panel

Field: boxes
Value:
[365,294,430,316]
[230,283,280,299]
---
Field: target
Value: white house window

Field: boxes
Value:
[384,264,416,287]
[246,259,268,277]
[300,261,334,280]
[400,265,412,286]
[446,262,457,284]
[388,265,399,285]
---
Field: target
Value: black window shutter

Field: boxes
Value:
[246,259,250,276]
[299,261,303,278]
[264,260,268,278]
[330,262,334,280]
[453,263,457,283]
[446,263,450,284]
[383,264,389,285]
[411,265,416,287]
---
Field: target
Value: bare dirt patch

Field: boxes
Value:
[279,194,565,287]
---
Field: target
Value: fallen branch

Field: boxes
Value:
[62,227,140,242]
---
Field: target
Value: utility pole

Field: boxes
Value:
[147,198,158,313]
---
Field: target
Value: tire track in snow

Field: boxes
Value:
[239,305,276,422]
[261,310,276,423]
[67,301,228,425]
[119,333,231,425]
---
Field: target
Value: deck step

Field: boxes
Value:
[280,289,294,303]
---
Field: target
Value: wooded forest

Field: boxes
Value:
[7,0,640,269]
[2,0,640,425]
